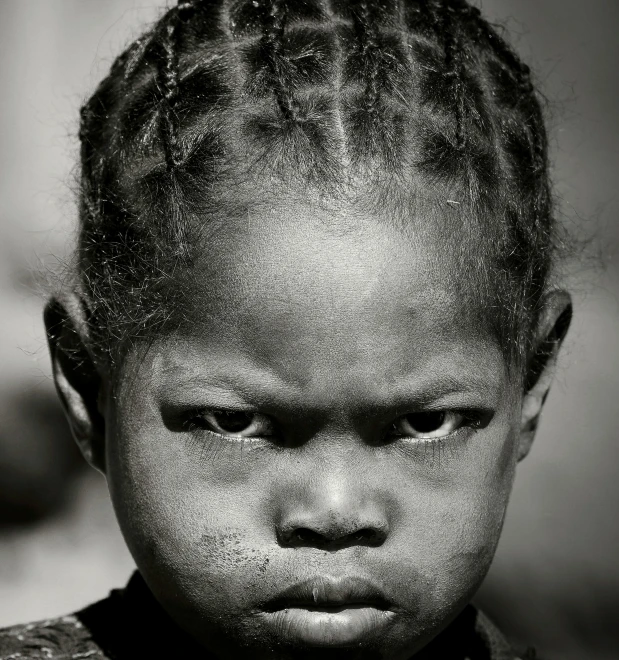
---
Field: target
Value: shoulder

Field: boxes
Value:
[0,614,108,660]
[0,574,203,660]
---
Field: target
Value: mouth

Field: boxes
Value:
[264,575,392,611]
[260,576,396,646]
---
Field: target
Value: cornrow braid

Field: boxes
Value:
[77,101,104,231]
[419,1,467,150]
[260,0,300,122]
[473,8,535,96]
[440,3,466,149]
[458,5,540,140]
[458,4,550,225]
[158,1,196,170]
[351,0,381,115]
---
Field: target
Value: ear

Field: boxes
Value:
[44,293,107,473]
[518,289,572,461]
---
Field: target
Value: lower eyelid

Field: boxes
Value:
[195,427,267,446]
[396,422,479,442]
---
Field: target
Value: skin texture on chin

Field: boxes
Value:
[100,202,524,660]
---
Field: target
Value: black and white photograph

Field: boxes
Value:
[0,1,617,659]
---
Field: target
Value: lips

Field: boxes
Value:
[264,576,392,611]
[260,576,396,646]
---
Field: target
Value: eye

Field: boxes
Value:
[187,410,275,438]
[392,411,468,440]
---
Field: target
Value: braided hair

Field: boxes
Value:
[76,0,557,371]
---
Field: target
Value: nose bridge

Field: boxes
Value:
[275,445,392,548]
[308,451,362,520]
[297,365,382,427]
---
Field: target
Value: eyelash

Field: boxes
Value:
[182,408,486,444]
[181,412,267,462]
[397,413,485,466]
[392,410,485,438]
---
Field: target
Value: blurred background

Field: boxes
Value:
[0,1,617,658]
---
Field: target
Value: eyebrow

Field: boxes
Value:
[157,358,504,413]
[157,363,301,406]
[386,372,503,409]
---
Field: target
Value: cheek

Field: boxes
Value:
[402,426,519,609]
[105,418,273,610]
[104,388,312,646]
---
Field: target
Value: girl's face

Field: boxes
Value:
[104,202,522,660]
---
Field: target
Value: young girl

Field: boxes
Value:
[0,0,572,658]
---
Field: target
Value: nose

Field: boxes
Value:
[275,462,390,551]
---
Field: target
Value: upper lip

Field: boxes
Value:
[263,576,392,611]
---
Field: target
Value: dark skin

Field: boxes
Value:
[46,200,571,659]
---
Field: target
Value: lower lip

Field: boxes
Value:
[264,606,394,646]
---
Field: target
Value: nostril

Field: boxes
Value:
[294,528,324,545]
[279,525,387,549]
[353,528,385,547]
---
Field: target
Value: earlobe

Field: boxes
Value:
[519,290,572,461]
[44,293,107,473]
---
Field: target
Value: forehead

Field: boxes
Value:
[169,200,504,388]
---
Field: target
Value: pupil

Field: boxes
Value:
[214,411,253,433]
[407,411,446,433]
